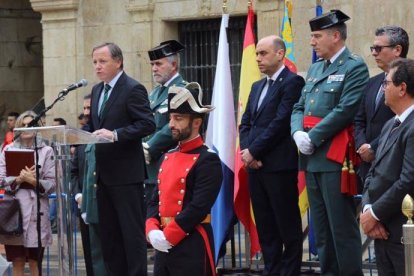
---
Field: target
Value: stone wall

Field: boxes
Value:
[0,0,42,138]
[27,0,414,126]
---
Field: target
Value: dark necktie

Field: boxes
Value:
[323,60,331,72]
[375,80,385,108]
[390,118,401,133]
[99,84,111,118]
[257,79,274,109]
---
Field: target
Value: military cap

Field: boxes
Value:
[148,40,185,61]
[168,82,214,114]
[309,10,350,32]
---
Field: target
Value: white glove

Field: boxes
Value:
[148,230,172,252]
[293,131,314,155]
[81,212,89,225]
[142,143,151,165]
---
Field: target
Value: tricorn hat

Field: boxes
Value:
[148,40,185,61]
[168,82,214,114]
[309,10,350,32]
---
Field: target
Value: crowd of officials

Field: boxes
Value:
[0,8,413,276]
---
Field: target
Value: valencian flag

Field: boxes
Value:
[281,0,308,217]
[205,12,236,263]
[233,2,261,258]
[281,0,297,73]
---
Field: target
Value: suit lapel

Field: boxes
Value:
[372,73,386,116]
[251,79,267,115]
[92,83,104,129]
[375,112,414,164]
[256,68,289,116]
[99,72,125,126]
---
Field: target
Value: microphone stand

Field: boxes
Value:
[16,87,73,276]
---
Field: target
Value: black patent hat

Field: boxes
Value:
[168,82,214,114]
[148,40,185,61]
[309,10,350,31]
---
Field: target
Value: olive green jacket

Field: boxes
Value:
[144,75,187,184]
[291,48,369,172]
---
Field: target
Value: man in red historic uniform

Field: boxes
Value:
[146,82,223,276]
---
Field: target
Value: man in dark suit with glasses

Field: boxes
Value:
[355,26,409,184]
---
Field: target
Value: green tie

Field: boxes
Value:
[99,84,111,118]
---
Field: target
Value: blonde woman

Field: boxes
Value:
[0,111,55,276]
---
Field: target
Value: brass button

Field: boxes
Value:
[158,201,161,206]
[310,99,314,104]
[159,168,162,172]
[193,157,197,161]
[93,172,96,176]
[315,88,319,92]
[94,184,97,188]
[185,168,189,172]
[180,189,185,194]
[158,191,161,195]
[178,200,182,205]
[180,178,185,184]
[308,112,312,116]
[176,211,180,215]
[330,89,334,92]
[157,179,161,184]
[164,156,168,160]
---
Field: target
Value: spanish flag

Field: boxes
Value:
[233,3,261,258]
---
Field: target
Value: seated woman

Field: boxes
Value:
[0,110,55,276]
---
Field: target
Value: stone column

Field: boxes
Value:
[126,0,155,91]
[30,0,82,126]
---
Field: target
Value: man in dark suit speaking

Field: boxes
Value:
[239,35,304,276]
[88,42,155,276]
[361,58,414,275]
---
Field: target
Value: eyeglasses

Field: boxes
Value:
[382,80,394,89]
[370,45,395,53]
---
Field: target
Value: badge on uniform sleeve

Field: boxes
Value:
[327,74,345,83]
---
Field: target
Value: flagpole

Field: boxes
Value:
[223,0,227,13]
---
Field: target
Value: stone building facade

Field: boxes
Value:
[0,0,413,132]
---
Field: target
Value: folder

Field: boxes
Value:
[4,149,35,177]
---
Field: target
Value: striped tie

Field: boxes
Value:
[99,84,111,118]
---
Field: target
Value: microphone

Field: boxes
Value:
[63,79,88,92]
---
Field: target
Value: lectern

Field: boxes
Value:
[14,125,111,276]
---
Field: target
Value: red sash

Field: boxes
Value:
[303,116,359,196]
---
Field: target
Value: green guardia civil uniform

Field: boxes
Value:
[82,144,108,276]
[143,75,187,185]
[291,48,369,276]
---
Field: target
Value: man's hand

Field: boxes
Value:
[93,128,114,141]
[249,160,263,170]
[148,230,172,253]
[360,208,379,234]
[142,143,151,165]
[367,223,389,240]
[240,149,254,167]
[357,143,375,162]
[293,131,314,155]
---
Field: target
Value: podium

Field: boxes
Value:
[14,125,111,276]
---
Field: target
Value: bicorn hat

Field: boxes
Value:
[168,82,214,114]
